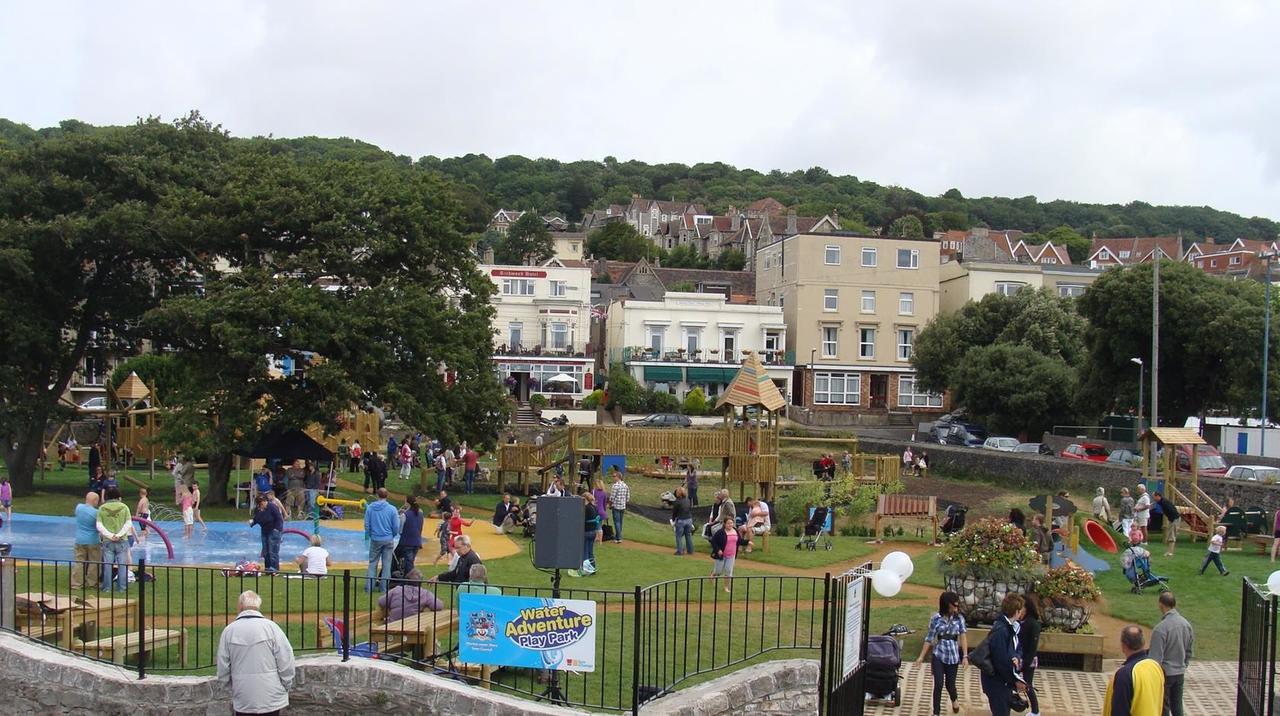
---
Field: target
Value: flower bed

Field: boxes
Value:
[1035,564,1100,632]
[939,518,1045,625]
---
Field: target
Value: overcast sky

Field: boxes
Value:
[3,1,1278,220]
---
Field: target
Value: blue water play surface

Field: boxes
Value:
[1,513,369,566]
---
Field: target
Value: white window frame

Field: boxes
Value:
[858,327,876,360]
[814,372,860,405]
[861,290,876,314]
[508,322,523,349]
[823,289,839,312]
[1118,250,1131,259]
[1231,255,1242,265]
[83,355,105,387]
[684,328,701,355]
[896,248,919,269]
[501,278,535,296]
[1058,284,1086,298]
[821,326,838,358]
[648,326,665,354]
[898,292,914,315]
[764,331,782,355]
[824,245,841,265]
[549,322,569,350]
[898,375,943,408]
[896,328,914,361]
[550,280,568,297]
[995,281,1026,297]
[861,247,877,267]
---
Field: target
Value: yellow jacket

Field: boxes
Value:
[1104,652,1165,716]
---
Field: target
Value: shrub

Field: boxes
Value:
[682,387,709,416]
[1036,564,1101,603]
[581,389,604,409]
[604,364,646,412]
[528,393,548,409]
[775,477,883,529]
[939,517,1042,579]
[648,390,681,413]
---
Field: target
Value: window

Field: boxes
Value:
[861,290,876,313]
[685,329,701,355]
[764,331,782,356]
[898,375,943,408]
[824,289,839,312]
[995,282,1026,296]
[570,242,580,253]
[898,292,914,315]
[648,327,665,354]
[824,245,841,265]
[1119,250,1131,259]
[1210,259,1218,267]
[1058,284,1086,298]
[550,280,567,297]
[897,329,914,361]
[549,322,569,350]
[501,278,535,296]
[896,248,919,269]
[814,372,860,405]
[1231,256,1242,265]
[722,332,738,362]
[508,322,523,349]
[1042,257,1057,264]
[861,247,877,267]
[821,326,838,358]
[83,355,105,386]
[859,328,876,359]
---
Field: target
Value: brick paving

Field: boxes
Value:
[866,660,1237,715]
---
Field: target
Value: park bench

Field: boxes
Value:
[77,628,187,667]
[872,494,938,545]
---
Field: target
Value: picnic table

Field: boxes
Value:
[15,592,134,649]
[369,609,458,660]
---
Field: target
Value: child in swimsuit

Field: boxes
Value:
[135,488,150,543]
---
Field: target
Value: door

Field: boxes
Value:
[869,374,888,409]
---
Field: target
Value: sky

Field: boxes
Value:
[3,1,1279,220]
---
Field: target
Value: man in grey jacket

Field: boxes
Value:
[217,590,295,715]
[1147,590,1194,716]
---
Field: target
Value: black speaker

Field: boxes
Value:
[535,496,585,569]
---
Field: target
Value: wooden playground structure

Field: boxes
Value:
[497,352,901,500]
[1139,427,1219,539]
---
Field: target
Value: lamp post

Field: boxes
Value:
[1263,252,1276,458]
[1130,357,1144,435]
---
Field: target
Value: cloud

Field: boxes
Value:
[1,0,1277,220]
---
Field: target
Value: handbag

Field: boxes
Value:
[969,632,996,677]
[701,522,713,541]
[602,523,615,541]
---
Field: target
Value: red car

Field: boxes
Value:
[1061,443,1109,462]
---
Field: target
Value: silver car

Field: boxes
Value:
[982,437,1019,452]
[1224,465,1280,483]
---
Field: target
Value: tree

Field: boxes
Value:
[663,244,708,269]
[682,387,708,415]
[603,364,646,413]
[715,248,746,271]
[0,115,234,495]
[1027,225,1091,263]
[950,344,1078,438]
[494,212,553,265]
[587,222,652,262]
[889,214,925,239]
[109,354,189,406]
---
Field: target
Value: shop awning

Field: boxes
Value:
[687,367,738,383]
[643,366,685,383]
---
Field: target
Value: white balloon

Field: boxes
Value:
[882,551,915,580]
[1268,570,1280,595]
[872,570,903,598]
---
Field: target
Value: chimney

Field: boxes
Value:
[831,209,839,228]
[786,208,797,235]
[731,210,741,231]
[483,248,495,264]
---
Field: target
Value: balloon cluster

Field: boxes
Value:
[870,551,915,597]
[1268,570,1280,595]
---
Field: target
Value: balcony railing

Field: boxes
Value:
[493,342,590,358]
[621,347,795,366]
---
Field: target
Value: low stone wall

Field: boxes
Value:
[0,632,585,716]
[644,659,820,716]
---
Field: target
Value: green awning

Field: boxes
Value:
[643,366,685,383]
[687,367,739,383]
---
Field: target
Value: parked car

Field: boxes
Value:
[78,396,107,411]
[934,422,988,447]
[625,413,692,428]
[982,437,1020,452]
[1013,442,1055,456]
[1225,465,1280,483]
[1157,444,1229,477]
[1105,449,1140,467]
[1061,443,1109,462]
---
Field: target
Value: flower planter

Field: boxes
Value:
[1041,598,1092,632]
[943,573,1038,625]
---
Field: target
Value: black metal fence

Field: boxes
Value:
[819,564,872,716]
[0,557,853,713]
[1239,577,1278,716]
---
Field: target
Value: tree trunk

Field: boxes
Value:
[3,420,50,497]
[207,451,235,507]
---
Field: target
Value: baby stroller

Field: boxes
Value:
[864,633,902,706]
[941,504,967,538]
[521,496,538,538]
[1121,541,1169,594]
[796,506,833,551]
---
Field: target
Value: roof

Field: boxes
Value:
[237,429,335,461]
[1140,427,1207,446]
[747,197,787,214]
[116,372,151,402]
[1087,236,1184,264]
[715,352,787,412]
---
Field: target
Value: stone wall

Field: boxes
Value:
[644,659,820,716]
[0,632,585,716]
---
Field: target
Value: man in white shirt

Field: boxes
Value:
[295,533,331,576]
[217,590,295,715]
[1134,484,1152,542]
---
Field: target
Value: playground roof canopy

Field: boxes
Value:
[237,429,334,462]
[715,351,786,412]
[1139,427,1207,446]
[115,372,152,402]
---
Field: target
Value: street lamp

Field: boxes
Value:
[1262,252,1276,458]
[1130,357,1144,434]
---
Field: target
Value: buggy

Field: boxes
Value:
[1121,542,1169,594]
[521,496,538,538]
[863,634,902,706]
[941,504,967,537]
[795,506,833,551]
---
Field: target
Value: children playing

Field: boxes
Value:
[709,515,738,592]
[180,488,195,538]
[1199,525,1230,576]
[135,488,150,544]
[0,476,11,523]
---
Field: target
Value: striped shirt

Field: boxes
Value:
[924,612,967,665]
[609,481,630,510]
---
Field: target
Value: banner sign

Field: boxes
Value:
[459,594,597,672]
[491,269,547,278]
[842,576,865,679]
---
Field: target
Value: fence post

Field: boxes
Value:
[137,558,146,680]
[1269,593,1278,716]
[816,572,831,716]
[341,569,351,662]
[632,585,642,715]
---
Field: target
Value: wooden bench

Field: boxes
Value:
[872,494,938,544]
[967,626,1103,672]
[78,628,187,667]
[1248,533,1274,554]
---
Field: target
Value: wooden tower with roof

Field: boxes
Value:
[1140,427,1218,538]
[715,350,785,500]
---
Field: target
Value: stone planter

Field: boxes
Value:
[943,573,1038,625]
[1040,597,1093,632]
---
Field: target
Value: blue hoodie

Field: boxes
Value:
[365,499,400,542]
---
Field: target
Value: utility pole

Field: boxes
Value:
[1263,252,1275,458]
[1151,253,1160,430]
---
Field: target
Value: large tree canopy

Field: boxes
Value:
[493,211,553,265]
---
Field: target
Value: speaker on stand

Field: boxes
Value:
[532,496,585,705]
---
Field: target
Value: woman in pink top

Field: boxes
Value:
[0,476,11,522]
[710,515,738,592]
[1272,509,1280,563]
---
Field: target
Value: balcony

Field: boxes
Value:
[621,347,795,366]
[494,342,589,359]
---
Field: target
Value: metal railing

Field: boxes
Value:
[0,558,838,713]
[1239,577,1277,716]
